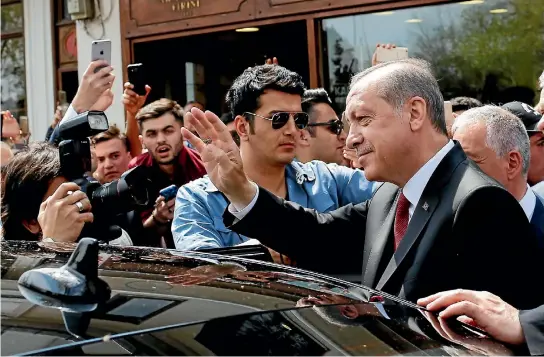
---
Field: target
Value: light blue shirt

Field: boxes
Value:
[172,160,376,251]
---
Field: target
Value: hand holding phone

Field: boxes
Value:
[127,63,146,96]
[159,184,178,201]
[373,44,408,65]
[91,40,112,73]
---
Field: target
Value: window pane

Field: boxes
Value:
[322,0,544,113]
[1,37,27,117]
[1,3,23,33]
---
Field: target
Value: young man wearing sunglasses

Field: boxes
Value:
[297,88,348,165]
[172,64,375,260]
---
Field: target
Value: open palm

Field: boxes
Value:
[182,108,246,193]
[182,108,255,207]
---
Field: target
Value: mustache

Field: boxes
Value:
[355,145,373,157]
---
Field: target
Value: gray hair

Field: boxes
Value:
[452,105,531,176]
[350,58,446,135]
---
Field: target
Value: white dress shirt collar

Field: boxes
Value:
[402,140,455,219]
[519,184,537,221]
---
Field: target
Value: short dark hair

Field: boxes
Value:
[302,88,334,137]
[91,125,131,153]
[220,112,234,125]
[225,64,306,118]
[136,98,184,132]
[450,96,483,112]
[1,142,61,241]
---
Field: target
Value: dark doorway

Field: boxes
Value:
[133,20,309,116]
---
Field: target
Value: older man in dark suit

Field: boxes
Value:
[181,59,543,310]
[452,105,544,248]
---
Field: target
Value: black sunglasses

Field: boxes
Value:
[244,112,309,130]
[307,119,344,135]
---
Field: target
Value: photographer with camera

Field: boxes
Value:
[90,126,161,247]
[0,142,130,244]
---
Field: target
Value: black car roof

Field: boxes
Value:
[1,240,511,356]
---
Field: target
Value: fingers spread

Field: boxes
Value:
[204,110,232,143]
[186,110,216,142]
[181,127,207,153]
[191,107,217,138]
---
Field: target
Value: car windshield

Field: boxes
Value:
[10,303,507,356]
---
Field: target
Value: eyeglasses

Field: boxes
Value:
[307,119,345,136]
[244,112,309,130]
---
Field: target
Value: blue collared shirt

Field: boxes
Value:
[172,160,376,251]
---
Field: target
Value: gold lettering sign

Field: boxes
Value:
[160,0,200,16]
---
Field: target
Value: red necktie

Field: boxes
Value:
[394,192,410,250]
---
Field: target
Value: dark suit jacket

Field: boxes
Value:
[520,305,544,356]
[224,143,544,310]
[531,195,544,250]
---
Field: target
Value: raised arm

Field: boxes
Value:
[182,108,368,270]
[122,82,151,157]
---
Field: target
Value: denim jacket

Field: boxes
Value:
[172,160,376,251]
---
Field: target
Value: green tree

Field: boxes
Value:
[414,0,544,99]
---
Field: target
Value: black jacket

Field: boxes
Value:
[520,305,544,355]
[225,143,544,310]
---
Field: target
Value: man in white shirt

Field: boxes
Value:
[453,105,543,244]
[181,58,543,310]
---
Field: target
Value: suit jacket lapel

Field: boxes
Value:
[375,194,438,290]
[375,142,467,292]
[361,184,398,287]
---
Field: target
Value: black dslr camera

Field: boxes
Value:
[58,111,151,241]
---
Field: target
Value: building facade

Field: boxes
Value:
[2,0,542,141]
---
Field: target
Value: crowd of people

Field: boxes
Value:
[1,44,543,354]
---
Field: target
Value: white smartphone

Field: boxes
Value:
[91,39,111,73]
[375,47,409,63]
